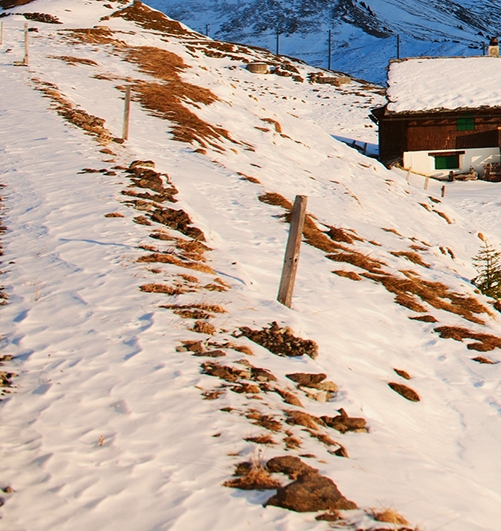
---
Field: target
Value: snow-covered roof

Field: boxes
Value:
[386,56,501,113]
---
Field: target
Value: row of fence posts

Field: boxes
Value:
[407,169,447,197]
[5,21,133,141]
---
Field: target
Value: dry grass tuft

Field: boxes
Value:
[223,457,281,490]
[138,253,215,274]
[409,314,438,323]
[190,320,217,335]
[237,172,261,184]
[332,270,362,281]
[372,508,409,525]
[383,227,402,236]
[49,55,98,66]
[434,326,501,351]
[244,434,277,445]
[388,382,420,402]
[246,409,282,432]
[104,212,124,218]
[140,283,188,295]
[390,251,430,268]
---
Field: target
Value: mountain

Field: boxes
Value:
[143,0,501,82]
[2,1,501,531]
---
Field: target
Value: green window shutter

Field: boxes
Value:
[457,114,475,131]
[434,154,460,170]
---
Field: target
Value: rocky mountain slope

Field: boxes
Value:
[144,0,501,82]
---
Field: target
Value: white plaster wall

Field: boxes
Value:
[403,147,501,178]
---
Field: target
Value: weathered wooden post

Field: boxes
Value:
[0,21,4,46]
[424,176,430,190]
[24,22,28,65]
[396,34,401,59]
[328,29,332,70]
[441,185,446,198]
[406,168,411,183]
[276,28,280,55]
[277,195,308,308]
[122,85,131,141]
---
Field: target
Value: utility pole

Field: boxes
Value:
[328,29,332,70]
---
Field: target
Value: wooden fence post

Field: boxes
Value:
[0,22,3,46]
[424,176,430,190]
[122,85,131,141]
[441,185,446,198]
[406,168,411,183]
[277,195,308,308]
[24,22,28,65]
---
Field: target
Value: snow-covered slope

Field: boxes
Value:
[2,1,501,531]
[143,0,501,82]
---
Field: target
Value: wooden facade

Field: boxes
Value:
[372,107,501,165]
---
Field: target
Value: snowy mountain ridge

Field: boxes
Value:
[143,0,501,82]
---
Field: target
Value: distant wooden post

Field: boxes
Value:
[0,21,4,46]
[396,34,401,59]
[277,195,308,308]
[24,23,28,65]
[328,29,332,70]
[122,85,131,141]
[276,28,280,55]
[406,168,411,183]
[441,185,446,198]
[424,176,430,190]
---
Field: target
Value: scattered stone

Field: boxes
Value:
[202,361,251,382]
[192,349,226,358]
[286,372,326,387]
[285,410,322,430]
[394,368,411,380]
[274,388,303,407]
[265,456,357,512]
[321,408,367,433]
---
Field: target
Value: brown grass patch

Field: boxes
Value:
[111,1,199,37]
[140,283,185,295]
[223,460,281,490]
[284,434,302,449]
[261,118,282,133]
[122,46,237,150]
[390,251,430,268]
[332,270,362,281]
[237,172,261,184]
[434,326,501,351]
[435,210,453,224]
[244,434,277,445]
[328,251,385,273]
[326,226,363,244]
[190,320,217,335]
[394,368,411,380]
[246,409,282,432]
[388,382,420,402]
[49,55,98,66]
[31,78,113,144]
[202,389,225,400]
[363,272,487,323]
[409,314,438,323]
[104,212,124,218]
[382,228,402,236]
[138,253,215,274]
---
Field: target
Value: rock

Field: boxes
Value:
[286,372,326,387]
[266,456,316,478]
[316,380,338,393]
[321,409,367,433]
[265,471,357,512]
[285,410,322,430]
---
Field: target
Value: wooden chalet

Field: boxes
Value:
[371,50,501,179]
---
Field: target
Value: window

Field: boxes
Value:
[434,154,460,170]
[457,114,475,131]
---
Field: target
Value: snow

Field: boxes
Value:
[1,1,501,531]
[387,56,501,113]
